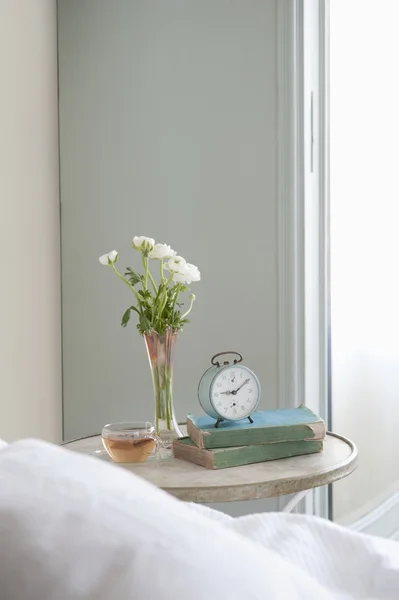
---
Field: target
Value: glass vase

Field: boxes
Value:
[144,329,184,449]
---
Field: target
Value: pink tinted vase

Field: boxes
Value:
[144,329,184,447]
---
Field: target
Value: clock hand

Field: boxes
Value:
[220,390,232,395]
[233,378,250,394]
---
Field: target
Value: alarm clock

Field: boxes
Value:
[198,351,261,428]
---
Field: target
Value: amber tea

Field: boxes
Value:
[102,435,156,463]
[101,422,160,463]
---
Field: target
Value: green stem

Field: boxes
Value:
[147,336,174,435]
[165,273,174,287]
[154,367,173,432]
[155,273,174,330]
[142,254,148,290]
[148,271,157,293]
[157,295,168,330]
[171,287,180,316]
[181,294,195,320]
[111,264,140,302]
[160,260,164,282]
[143,254,157,293]
[170,284,184,322]
[152,364,162,432]
[164,369,173,429]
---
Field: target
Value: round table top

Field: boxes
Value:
[63,431,358,503]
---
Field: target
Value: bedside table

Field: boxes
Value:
[63,431,357,513]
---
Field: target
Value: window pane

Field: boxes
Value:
[330,0,399,529]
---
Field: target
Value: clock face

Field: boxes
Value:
[210,367,260,420]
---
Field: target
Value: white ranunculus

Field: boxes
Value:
[172,271,187,283]
[132,236,155,252]
[99,250,119,266]
[149,243,176,260]
[183,263,201,283]
[167,256,187,272]
[171,262,201,284]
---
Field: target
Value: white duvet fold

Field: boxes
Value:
[0,438,398,600]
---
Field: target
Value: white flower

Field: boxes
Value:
[167,256,186,272]
[172,271,187,283]
[149,243,176,260]
[132,236,155,252]
[171,262,201,284]
[184,263,201,283]
[99,250,118,266]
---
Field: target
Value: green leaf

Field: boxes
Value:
[139,312,152,334]
[125,267,143,287]
[121,306,134,327]
[154,282,166,301]
[137,289,152,301]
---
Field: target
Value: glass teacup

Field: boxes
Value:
[102,421,161,463]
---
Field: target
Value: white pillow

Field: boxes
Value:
[0,437,7,450]
[0,438,327,600]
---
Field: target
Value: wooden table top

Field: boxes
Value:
[63,431,357,503]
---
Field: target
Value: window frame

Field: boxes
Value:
[276,0,329,518]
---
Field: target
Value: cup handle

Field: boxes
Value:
[151,435,162,456]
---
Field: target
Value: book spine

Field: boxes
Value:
[173,440,215,469]
[186,418,205,449]
[304,421,326,441]
[213,441,323,469]
[173,439,323,470]
[191,423,325,449]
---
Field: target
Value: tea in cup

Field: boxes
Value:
[102,421,161,463]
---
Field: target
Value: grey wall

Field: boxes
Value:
[59,0,278,442]
[59,0,278,516]
[58,1,280,515]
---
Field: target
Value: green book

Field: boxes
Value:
[173,437,323,470]
[187,405,325,449]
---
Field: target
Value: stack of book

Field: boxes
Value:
[172,405,325,469]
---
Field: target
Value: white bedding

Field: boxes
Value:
[190,503,399,599]
[0,437,398,599]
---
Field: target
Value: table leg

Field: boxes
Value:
[281,490,309,513]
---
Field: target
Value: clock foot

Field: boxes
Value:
[248,416,254,424]
[214,417,223,428]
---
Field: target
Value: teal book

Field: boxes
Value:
[173,436,323,470]
[187,405,325,449]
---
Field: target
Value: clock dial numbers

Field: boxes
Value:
[210,367,259,420]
